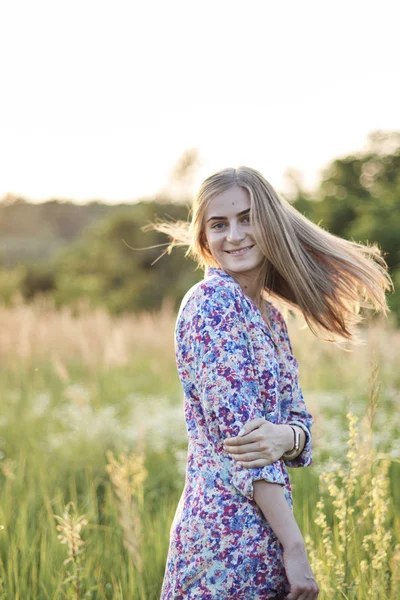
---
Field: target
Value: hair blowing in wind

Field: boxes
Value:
[143,166,393,343]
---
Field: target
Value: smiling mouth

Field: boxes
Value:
[225,245,254,255]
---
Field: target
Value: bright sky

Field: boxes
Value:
[0,0,399,203]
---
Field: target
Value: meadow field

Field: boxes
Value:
[0,297,399,599]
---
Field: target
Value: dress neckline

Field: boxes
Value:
[205,267,277,345]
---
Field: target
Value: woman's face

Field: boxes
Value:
[204,186,265,275]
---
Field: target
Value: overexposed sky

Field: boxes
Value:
[0,0,399,203]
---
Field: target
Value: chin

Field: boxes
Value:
[220,258,262,274]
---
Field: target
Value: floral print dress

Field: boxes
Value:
[160,267,314,599]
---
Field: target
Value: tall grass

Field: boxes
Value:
[0,300,398,598]
[54,502,88,599]
[305,362,399,598]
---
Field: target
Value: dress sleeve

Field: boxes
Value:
[274,309,314,469]
[187,282,286,501]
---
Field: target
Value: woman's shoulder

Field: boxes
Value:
[177,270,242,323]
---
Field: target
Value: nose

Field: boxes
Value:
[226,221,245,244]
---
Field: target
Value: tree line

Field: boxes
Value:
[0,131,398,323]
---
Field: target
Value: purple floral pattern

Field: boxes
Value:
[161,267,314,599]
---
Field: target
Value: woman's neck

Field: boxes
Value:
[230,270,265,310]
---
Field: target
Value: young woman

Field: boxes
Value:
[150,167,392,599]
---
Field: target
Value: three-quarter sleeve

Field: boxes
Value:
[187,283,286,500]
[273,309,314,468]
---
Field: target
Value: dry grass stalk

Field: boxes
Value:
[54,502,88,600]
[106,450,148,572]
[305,361,396,598]
[390,544,400,599]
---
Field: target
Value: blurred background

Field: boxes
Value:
[0,1,399,598]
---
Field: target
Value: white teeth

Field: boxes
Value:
[227,245,253,255]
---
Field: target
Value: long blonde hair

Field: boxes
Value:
[144,166,393,342]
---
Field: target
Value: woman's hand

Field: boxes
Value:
[283,544,319,599]
[223,418,293,467]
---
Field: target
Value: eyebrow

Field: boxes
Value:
[206,208,250,223]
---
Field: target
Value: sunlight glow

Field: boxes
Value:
[0,0,399,202]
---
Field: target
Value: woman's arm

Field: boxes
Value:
[253,480,304,549]
[253,480,319,599]
[275,310,314,468]
[185,282,287,500]
[224,306,313,469]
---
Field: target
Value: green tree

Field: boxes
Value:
[52,202,202,314]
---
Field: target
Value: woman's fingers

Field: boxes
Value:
[224,431,263,449]
[224,442,262,455]
[237,417,266,437]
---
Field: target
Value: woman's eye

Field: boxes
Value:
[211,216,250,230]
